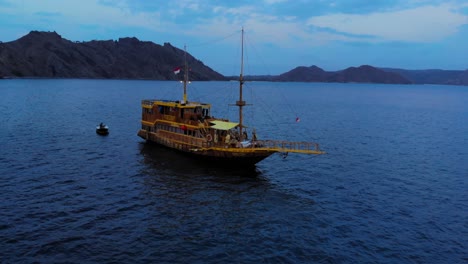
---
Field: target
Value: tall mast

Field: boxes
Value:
[236,28,246,136]
[183,45,188,104]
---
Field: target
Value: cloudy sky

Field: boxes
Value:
[1,0,467,75]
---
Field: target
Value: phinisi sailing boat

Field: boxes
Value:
[137,28,324,166]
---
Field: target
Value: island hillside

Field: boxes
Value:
[237,66,467,86]
[274,65,411,84]
[0,31,225,80]
[1,31,466,85]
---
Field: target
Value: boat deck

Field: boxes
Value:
[255,140,324,154]
[139,129,323,154]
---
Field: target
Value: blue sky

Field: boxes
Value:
[1,0,467,75]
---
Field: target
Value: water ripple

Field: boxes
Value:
[1,80,467,263]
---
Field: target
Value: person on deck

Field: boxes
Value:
[242,131,248,141]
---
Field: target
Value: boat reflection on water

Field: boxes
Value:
[139,142,263,179]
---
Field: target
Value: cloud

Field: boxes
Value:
[2,0,467,49]
[263,0,288,4]
[179,4,373,49]
[1,0,162,35]
[306,3,468,42]
[0,0,14,8]
[184,7,311,47]
[33,11,62,17]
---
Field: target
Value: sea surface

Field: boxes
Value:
[0,79,467,263]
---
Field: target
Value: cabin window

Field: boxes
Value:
[180,109,184,118]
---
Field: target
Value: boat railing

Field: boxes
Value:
[201,139,324,155]
[254,140,324,154]
[157,130,205,148]
[150,130,324,155]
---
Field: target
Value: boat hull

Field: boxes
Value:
[138,129,276,166]
[96,128,109,135]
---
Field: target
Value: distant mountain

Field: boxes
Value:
[459,70,468,84]
[381,68,468,86]
[0,31,225,80]
[2,31,466,86]
[329,65,411,84]
[274,65,411,84]
[247,66,467,86]
[276,65,328,82]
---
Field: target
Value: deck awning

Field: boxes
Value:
[209,120,239,130]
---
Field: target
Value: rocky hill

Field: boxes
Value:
[0,31,225,80]
[1,31,466,86]
[275,65,328,82]
[275,65,411,84]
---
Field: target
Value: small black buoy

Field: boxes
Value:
[96,123,109,136]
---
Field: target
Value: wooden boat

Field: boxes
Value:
[137,29,324,166]
[96,123,109,135]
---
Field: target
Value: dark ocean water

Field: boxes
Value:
[0,79,467,263]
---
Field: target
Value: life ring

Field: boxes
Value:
[206,134,212,142]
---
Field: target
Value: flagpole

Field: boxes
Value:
[183,44,188,104]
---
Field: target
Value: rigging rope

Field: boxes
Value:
[187,31,239,48]
[161,29,314,145]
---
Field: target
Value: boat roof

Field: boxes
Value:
[209,120,239,130]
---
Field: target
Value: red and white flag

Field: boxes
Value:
[173,67,181,74]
